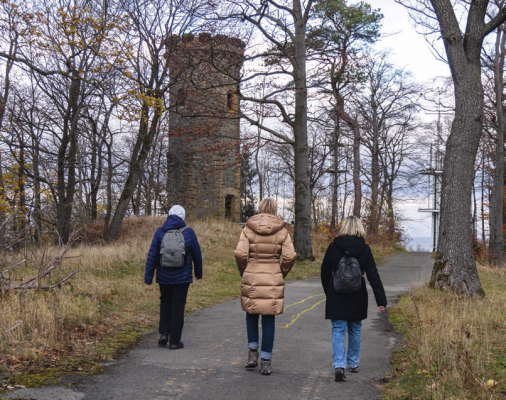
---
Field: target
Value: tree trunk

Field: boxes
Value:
[104,137,113,232]
[146,169,153,216]
[331,117,339,229]
[427,0,499,296]
[386,184,395,237]
[292,0,313,260]
[369,98,380,234]
[17,136,26,232]
[90,126,103,220]
[489,24,506,267]
[0,55,15,231]
[352,122,362,218]
[32,132,41,243]
[56,72,80,244]
[342,147,349,221]
[255,127,263,202]
[432,76,485,295]
[103,104,161,242]
[134,173,142,216]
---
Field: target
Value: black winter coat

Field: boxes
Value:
[320,235,387,321]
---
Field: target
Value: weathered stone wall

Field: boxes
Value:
[166,33,244,220]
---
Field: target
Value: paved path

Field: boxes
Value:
[4,252,433,400]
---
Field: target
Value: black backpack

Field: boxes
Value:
[332,251,362,293]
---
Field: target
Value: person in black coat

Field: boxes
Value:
[320,216,387,382]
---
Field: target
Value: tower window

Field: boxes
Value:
[227,93,233,110]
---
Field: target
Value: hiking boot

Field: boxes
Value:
[158,333,168,346]
[335,368,346,382]
[261,359,273,375]
[349,366,359,373]
[169,341,184,350]
[245,350,259,368]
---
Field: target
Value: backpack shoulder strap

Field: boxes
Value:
[179,226,188,232]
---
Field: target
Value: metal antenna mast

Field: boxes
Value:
[418,89,452,252]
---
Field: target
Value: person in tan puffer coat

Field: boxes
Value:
[234,198,296,375]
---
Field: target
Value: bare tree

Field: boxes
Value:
[225,0,315,260]
[355,53,420,235]
[102,0,207,242]
[308,0,383,218]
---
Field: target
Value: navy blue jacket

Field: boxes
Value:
[321,235,387,321]
[144,215,203,285]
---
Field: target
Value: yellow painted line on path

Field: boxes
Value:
[282,293,325,311]
[277,298,326,329]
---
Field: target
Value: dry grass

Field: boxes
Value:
[0,216,402,390]
[384,265,506,400]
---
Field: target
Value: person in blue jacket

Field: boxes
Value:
[144,205,203,349]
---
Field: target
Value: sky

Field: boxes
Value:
[356,0,451,242]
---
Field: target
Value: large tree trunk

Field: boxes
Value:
[429,0,487,295]
[489,25,506,267]
[426,0,506,294]
[431,74,484,295]
[292,0,313,260]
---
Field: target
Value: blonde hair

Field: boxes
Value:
[258,198,277,215]
[338,216,366,238]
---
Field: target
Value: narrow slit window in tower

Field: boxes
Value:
[227,93,233,110]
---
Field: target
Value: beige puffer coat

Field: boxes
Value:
[234,213,297,315]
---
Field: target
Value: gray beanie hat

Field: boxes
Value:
[168,205,185,220]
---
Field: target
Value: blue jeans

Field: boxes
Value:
[246,313,275,360]
[331,320,362,369]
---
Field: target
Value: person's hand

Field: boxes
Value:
[145,282,152,285]
[379,306,385,311]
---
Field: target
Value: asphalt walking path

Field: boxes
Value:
[4,252,433,400]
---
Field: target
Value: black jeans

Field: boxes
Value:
[159,283,190,345]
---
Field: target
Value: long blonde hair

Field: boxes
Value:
[338,216,366,238]
[258,198,277,215]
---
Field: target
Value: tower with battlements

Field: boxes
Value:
[166,33,244,220]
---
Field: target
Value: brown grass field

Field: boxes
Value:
[0,216,401,390]
[384,264,506,399]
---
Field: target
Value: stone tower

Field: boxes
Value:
[166,33,244,220]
